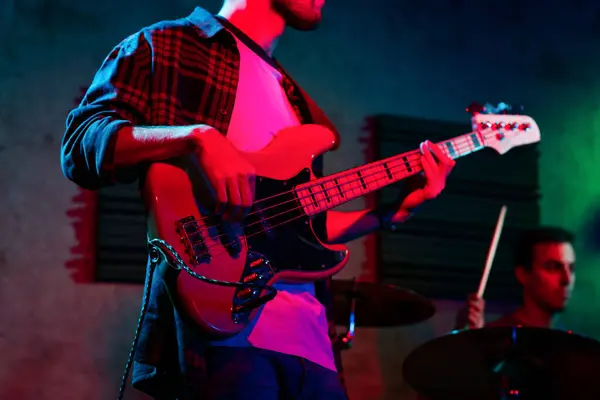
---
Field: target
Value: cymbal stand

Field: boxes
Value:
[493,327,548,399]
[336,277,358,350]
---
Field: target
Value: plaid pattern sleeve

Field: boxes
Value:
[61,31,153,189]
[61,13,240,190]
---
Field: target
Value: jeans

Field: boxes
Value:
[203,346,348,400]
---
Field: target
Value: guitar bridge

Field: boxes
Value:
[176,216,211,265]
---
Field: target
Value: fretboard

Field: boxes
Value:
[295,131,485,216]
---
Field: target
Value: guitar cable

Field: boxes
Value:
[148,238,277,292]
[117,250,156,400]
[117,238,277,400]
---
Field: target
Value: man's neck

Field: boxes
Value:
[217,1,285,55]
[513,301,559,328]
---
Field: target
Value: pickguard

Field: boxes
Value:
[244,168,346,274]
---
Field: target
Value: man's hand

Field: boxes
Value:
[456,293,485,329]
[192,128,256,221]
[383,140,456,226]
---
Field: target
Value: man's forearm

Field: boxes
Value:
[61,118,217,189]
[111,125,212,171]
[324,207,414,244]
[324,209,378,244]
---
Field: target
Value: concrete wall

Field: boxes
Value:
[2,0,600,398]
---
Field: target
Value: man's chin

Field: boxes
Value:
[552,301,569,312]
[288,17,321,31]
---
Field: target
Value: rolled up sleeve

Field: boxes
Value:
[61,31,152,190]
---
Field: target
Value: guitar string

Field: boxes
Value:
[190,152,422,239]
[185,132,481,235]
[194,151,451,259]
[191,136,470,224]
[184,132,496,261]
[183,135,487,255]
[253,148,421,206]
[191,148,420,227]
[185,124,527,233]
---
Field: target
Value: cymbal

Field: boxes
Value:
[331,280,435,327]
[403,327,600,400]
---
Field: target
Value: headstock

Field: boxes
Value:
[471,113,540,154]
[467,102,539,154]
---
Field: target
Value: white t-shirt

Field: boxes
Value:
[208,36,336,372]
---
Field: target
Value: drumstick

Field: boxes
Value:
[476,205,507,298]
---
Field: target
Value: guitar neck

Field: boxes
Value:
[295,130,486,216]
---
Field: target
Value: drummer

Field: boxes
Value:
[455,226,575,329]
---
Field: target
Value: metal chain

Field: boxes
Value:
[116,238,276,400]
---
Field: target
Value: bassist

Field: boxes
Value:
[60,1,455,399]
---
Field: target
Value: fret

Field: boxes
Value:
[362,165,387,191]
[458,136,468,155]
[342,171,364,199]
[458,135,474,156]
[320,178,343,207]
[471,133,481,148]
[296,187,314,214]
[389,155,420,179]
[332,178,344,198]
[440,133,484,159]
[297,162,398,215]
[382,162,393,179]
[357,170,367,190]
[465,135,475,153]
[402,156,413,173]
[310,183,328,210]
[445,141,457,158]
[336,174,352,197]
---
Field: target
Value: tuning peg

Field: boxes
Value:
[466,102,485,115]
[482,102,511,114]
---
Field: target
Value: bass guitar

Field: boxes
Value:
[143,111,540,336]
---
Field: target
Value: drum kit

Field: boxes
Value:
[332,278,600,399]
[332,207,600,399]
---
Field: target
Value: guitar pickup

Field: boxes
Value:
[176,216,211,264]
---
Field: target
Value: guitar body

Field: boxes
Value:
[143,125,349,337]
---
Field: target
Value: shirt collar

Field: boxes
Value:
[186,7,226,38]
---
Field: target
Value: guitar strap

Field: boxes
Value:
[215,15,341,150]
[273,61,342,151]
